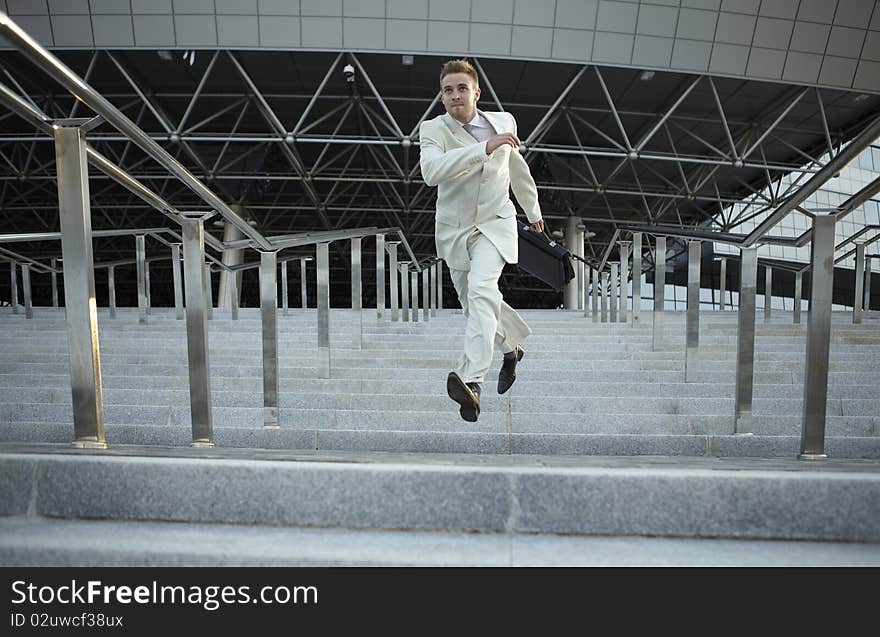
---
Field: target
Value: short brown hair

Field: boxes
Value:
[440,59,479,88]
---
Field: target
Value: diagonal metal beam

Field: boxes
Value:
[592,66,632,152]
[525,65,588,146]
[635,76,701,152]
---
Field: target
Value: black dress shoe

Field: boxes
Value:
[497,345,524,395]
[447,371,481,422]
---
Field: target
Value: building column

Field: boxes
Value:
[719,257,727,311]
[764,266,772,322]
[217,215,245,309]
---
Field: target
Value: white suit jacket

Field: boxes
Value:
[419,110,542,271]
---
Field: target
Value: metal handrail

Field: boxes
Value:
[0,11,273,252]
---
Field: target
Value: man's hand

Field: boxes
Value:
[486,132,520,155]
[528,219,545,233]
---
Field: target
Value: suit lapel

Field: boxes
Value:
[441,113,475,148]
[480,110,508,135]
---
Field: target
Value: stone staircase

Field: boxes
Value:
[1,305,879,565]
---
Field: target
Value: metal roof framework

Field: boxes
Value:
[1,46,879,307]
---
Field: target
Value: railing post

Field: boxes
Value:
[145,261,151,315]
[600,270,608,323]
[800,215,836,460]
[719,257,727,311]
[735,247,758,433]
[591,267,599,322]
[685,240,701,383]
[9,262,18,314]
[281,259,289,317]
[400,261,410,322]
[619,241,630,323]
[576,248,584,312]
[583,266,591,319]
[853,241,865,324]
[411,268,419,323]
[135,234,147,324]
[653,236,666,351]
[632,232,642,326]
[794,271,803,324]
[351,237,363,347]
[260,250,280,427]
[51,257,59,308]
[180,213,213,446]
[764,266,772,322]
[609,262,619,323]
[230,270,239,321]
[423,265,430,322]
[204,262,213,320]
[108,265,116,319]
[54,125,106,448]
[351,237,362,312]
[21,263,32,319]
[436,259,443,312]
[172,243,184,320]
[387,241,399,321]
[376,233,385,320]
[317,242,331,378]
[300,256,309,308]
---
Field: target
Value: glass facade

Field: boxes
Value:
[623,143,879,312]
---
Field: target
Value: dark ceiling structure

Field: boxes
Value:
[1,47,879,308]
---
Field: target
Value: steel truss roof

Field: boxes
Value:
[1,48,879,307]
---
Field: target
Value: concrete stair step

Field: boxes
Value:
[2,446,878,541]
[7,517,880,566]
[3,422,878,454]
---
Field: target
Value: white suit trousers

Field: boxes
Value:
[448,230,531,384]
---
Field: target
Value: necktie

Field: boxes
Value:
[463,123,478,140]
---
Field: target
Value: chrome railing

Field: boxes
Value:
[0,11,432,450]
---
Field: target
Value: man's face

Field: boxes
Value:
[440,72,481,124]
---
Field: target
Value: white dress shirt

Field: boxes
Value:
[461,112,495,144]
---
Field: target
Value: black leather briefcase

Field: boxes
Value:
[516,220,575,292]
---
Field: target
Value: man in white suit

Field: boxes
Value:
[419,59,544,422]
